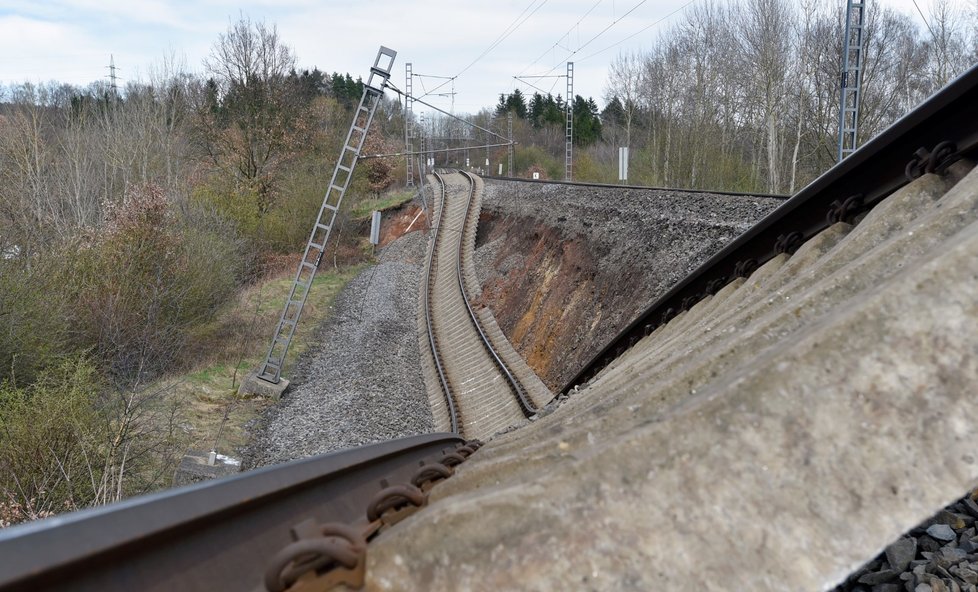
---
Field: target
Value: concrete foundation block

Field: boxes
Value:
[172,450,241,487]
[237,369,289,399]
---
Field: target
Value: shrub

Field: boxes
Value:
[74,184,246,385]
[514,145,559,179]
[260,159,333,254]
[0,357,107,524]
[0,354,189,526]
[0,255,73,386]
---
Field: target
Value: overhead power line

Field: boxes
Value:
[577,0,696,63]
[418,0,550,100]
[530,0,650,78]
[515,77,563,96]
[517,0,605,76]
[387,81,511,143]
[910,0,953,71]
[513,74,566,97]
[361,141,514,160]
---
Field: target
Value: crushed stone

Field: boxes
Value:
[242,231,434,469]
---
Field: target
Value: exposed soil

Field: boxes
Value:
[378,203,427,248]
[473,179,783,390]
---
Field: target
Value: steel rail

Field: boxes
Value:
[561,62,978,394]
[481,174,791,200]
[0,433,465,592]
[424,173,461,434]
[456,170,538,416]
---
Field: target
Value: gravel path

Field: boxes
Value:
[243,231,434,469]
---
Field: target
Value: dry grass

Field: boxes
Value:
[152,261,366,458]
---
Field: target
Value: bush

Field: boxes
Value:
[74,184,246,385]
[0,353,189,526]
[0,357,107,524]
[574,150,616,183]
[191,178,263,244]
[515,145,561,179]
[0,255,73,386]
[260,159,333,254]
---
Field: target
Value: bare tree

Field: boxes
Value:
[196,15,307,213]
[604,51,643,149]
[739,0,793,193]
[579,0,977,195]
[925,0,971,87]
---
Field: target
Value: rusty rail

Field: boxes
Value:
[0,433,473,592]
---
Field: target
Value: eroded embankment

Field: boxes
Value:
[473,180,783,390]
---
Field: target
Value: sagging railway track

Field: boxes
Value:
[422,170,541,438]
[0,60,975,592]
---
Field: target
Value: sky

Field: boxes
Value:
[0,0,945,115]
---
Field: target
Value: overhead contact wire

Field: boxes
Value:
[517,0,604,76]
[530,0,649,78]
[418,0,550,100]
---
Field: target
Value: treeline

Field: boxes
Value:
[496,89,604,146]
[0,17,400,524]
[498,0,978,192]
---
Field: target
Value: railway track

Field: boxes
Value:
[562,62,978,393]
[0,434,479,591]
[1,59,975,592]
[421,170,541,438]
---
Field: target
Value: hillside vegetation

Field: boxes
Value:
[458,0,978,194]
[0,16,401,525]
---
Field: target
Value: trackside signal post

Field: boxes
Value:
[240,46,397,398]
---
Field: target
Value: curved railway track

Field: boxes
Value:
[2,59,977,592]
[422,173,459,434]
[423,170,538,438]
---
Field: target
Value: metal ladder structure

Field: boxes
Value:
[405,62,415,187]
[837,0,866,162]
[507,111,514,176]
[258,46,397,384]
[420,112,427,174]
[565,62,574,181]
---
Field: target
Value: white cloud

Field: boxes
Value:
[1,0,942,109]
[0,15,107,82]
[59,0,189,29]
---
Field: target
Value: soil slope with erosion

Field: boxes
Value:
[473,179,783,390]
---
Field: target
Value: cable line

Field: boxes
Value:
[517,0,604,76]
[387,81,511,143]
[911,0,953,73]
[576,0,695,63]
[418,0,549,100]
[529,0,649,78]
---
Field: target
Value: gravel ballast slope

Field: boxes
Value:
[243,231,434,469]
[473,179,784,389]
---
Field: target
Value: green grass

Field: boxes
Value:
[148,263,366,458]
[350,189,416,220]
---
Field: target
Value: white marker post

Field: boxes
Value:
[618,146,629,183]
[369,210,381,255]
